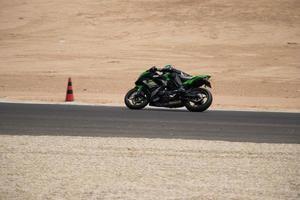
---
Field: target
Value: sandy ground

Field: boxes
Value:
[0,0,299,111]
[0,135,299,200]
[1,2,299,199]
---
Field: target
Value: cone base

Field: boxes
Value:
[65,94,74,102]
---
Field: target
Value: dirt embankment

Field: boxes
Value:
[0,0,299,111]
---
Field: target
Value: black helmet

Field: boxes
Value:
[164,64,173,70]
[162,64,175,72]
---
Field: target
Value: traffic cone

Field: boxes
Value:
[65,77,74,102]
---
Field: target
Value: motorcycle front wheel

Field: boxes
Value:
[124,88,149,109]
[184,88,213,112]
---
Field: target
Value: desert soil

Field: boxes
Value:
[1,2,299,199]
[0,135,299,200]
[0,0,300,111]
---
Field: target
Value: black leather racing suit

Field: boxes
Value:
[159,67,188,92]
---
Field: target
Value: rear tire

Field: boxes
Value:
[124,88,149,109]
[184,88,213,112]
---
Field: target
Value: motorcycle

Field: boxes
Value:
[124,68,213,112]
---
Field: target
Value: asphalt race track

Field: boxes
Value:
[0,102,299,144]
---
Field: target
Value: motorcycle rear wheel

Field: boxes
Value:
[184,88,213,112]
[124,88,149,109]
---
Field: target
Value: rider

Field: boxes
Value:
[146,65,187,94]
[145,65,188,102]
[159,65,187,93]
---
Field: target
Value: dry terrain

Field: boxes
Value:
[1,1,300,199]
[1,135,299,200]
[0,0,299,111]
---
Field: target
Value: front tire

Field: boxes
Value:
[124,88,149,109]
[184,88,213,112]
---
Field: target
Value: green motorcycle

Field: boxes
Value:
[124,67,213,112]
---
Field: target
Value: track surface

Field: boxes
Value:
[0,102,299,143]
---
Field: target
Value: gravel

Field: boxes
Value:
[0,135,299,200]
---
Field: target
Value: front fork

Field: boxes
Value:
[136,85,143,93]
[135,85,149,99]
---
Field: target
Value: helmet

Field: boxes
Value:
[162,64,175,72]
[164,64,173,69]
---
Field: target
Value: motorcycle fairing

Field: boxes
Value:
[183,75,211,88]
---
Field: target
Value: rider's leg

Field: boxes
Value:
[173,73,185,93]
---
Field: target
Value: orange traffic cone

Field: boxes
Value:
[65,77,74,102]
